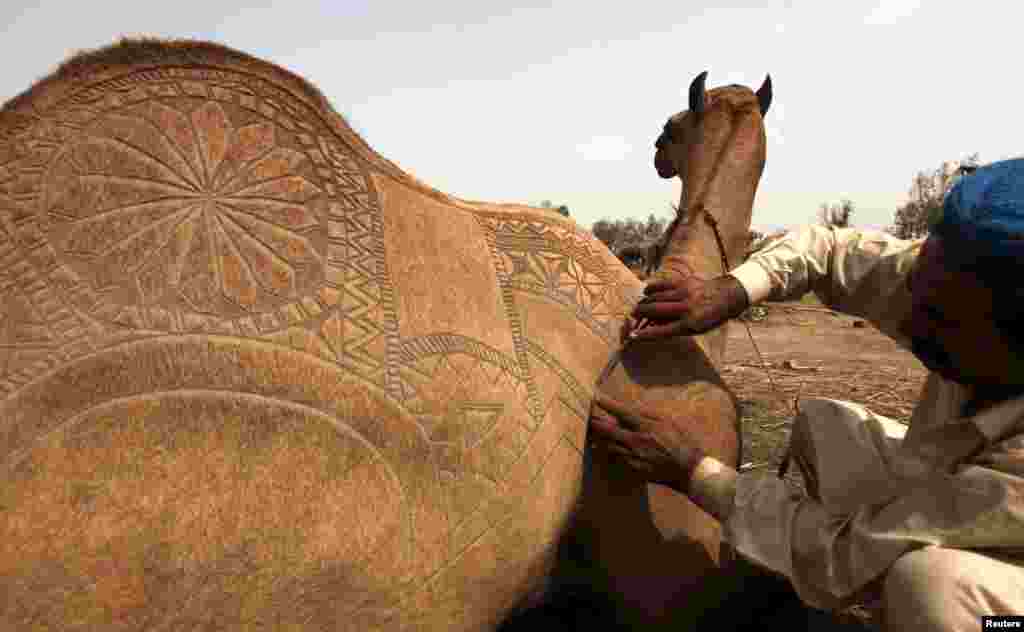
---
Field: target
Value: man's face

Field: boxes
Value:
[902,236,1022,389]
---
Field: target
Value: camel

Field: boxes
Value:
[615,242,646,269]
[0,39,768,630]
[612,240,663,279]
[563,70,771,629]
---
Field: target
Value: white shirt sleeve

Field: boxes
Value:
[729,225,925,348]
[721,397,1024,611]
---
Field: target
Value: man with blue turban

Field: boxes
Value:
[589,158,1024,630]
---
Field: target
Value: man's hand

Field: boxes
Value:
[588,391,705,494]
[622,274,750,341]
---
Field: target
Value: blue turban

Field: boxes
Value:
[934,158,1024,264]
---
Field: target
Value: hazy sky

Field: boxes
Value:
[2,1,1019,232]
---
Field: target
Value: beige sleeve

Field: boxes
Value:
[729,226,925,347]
[727,462,1024,611]
[704,398,1023,611]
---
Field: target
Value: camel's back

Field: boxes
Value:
[0,39,640,630]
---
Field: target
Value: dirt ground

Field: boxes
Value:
[723,302,927,472]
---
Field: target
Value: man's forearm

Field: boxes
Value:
[729,226,924,335]
[728,225,844,307]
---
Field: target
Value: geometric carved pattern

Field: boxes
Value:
[43,101,324,314]
[0,230,60,395]
[0,219,94,395]
[523,338,590,421]
[472,215,546,423]
[391,329,597,554]
[393,338,589,594]
[476,213,636,345]
[396,336,536,547]
[315,138,394,390]
[398,335,531,446]
[0,45,667,632]
[0,66,398,396]
[397,334,525,383]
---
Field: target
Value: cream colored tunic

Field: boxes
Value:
[723,225,1024,610]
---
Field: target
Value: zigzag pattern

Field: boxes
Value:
[317,138,391,386]
[482,216,625,342]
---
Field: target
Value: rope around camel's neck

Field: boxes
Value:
[654,110,755,281]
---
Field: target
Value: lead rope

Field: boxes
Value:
[598,109,799,477]
[591,208,799,573]
[598,211,800,478]
[700,210,800,478]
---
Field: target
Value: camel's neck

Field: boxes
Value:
[657,130,762,282]
[651,112,764,364]
[656,180,757,282]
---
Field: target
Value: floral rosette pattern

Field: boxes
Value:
[43,99,327,317]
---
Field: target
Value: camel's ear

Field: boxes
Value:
[756,74,772,116]
[689,71,708,117]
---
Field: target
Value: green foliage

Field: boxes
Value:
[539,200,570,217]
[889,153,980,240]
[591,211,671,255]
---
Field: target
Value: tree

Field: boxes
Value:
[590,218,621,251]
[642,212,669,242]
[818,199,854,228]
[590,211,672,271]
[539,200,570,217]
[744,229,764,261]
[889,153,980,240]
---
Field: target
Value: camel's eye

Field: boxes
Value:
[663,122,674,142]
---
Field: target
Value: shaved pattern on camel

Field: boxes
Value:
[0,46,632,629]
[0,67,622,470]
[0,65,400,396]
[477,213,638,345]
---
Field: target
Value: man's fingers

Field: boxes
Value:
[593,396,651,432]
[591,433,643,468]
[643,286,688,301]
[633,301,689,320]
[637,290,687,307]
[603,442,638,460]
[589,413,636,444]
[593,393,638,420]
[589,403,619,426]
[629,320,687,340]
[620,317,637,341]
[643,279,677,295]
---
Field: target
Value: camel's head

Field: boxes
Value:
[653,71,772,181]
[648,72,773,282]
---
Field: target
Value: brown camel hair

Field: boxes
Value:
[0,39,765,631]
[4,38,331,112]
